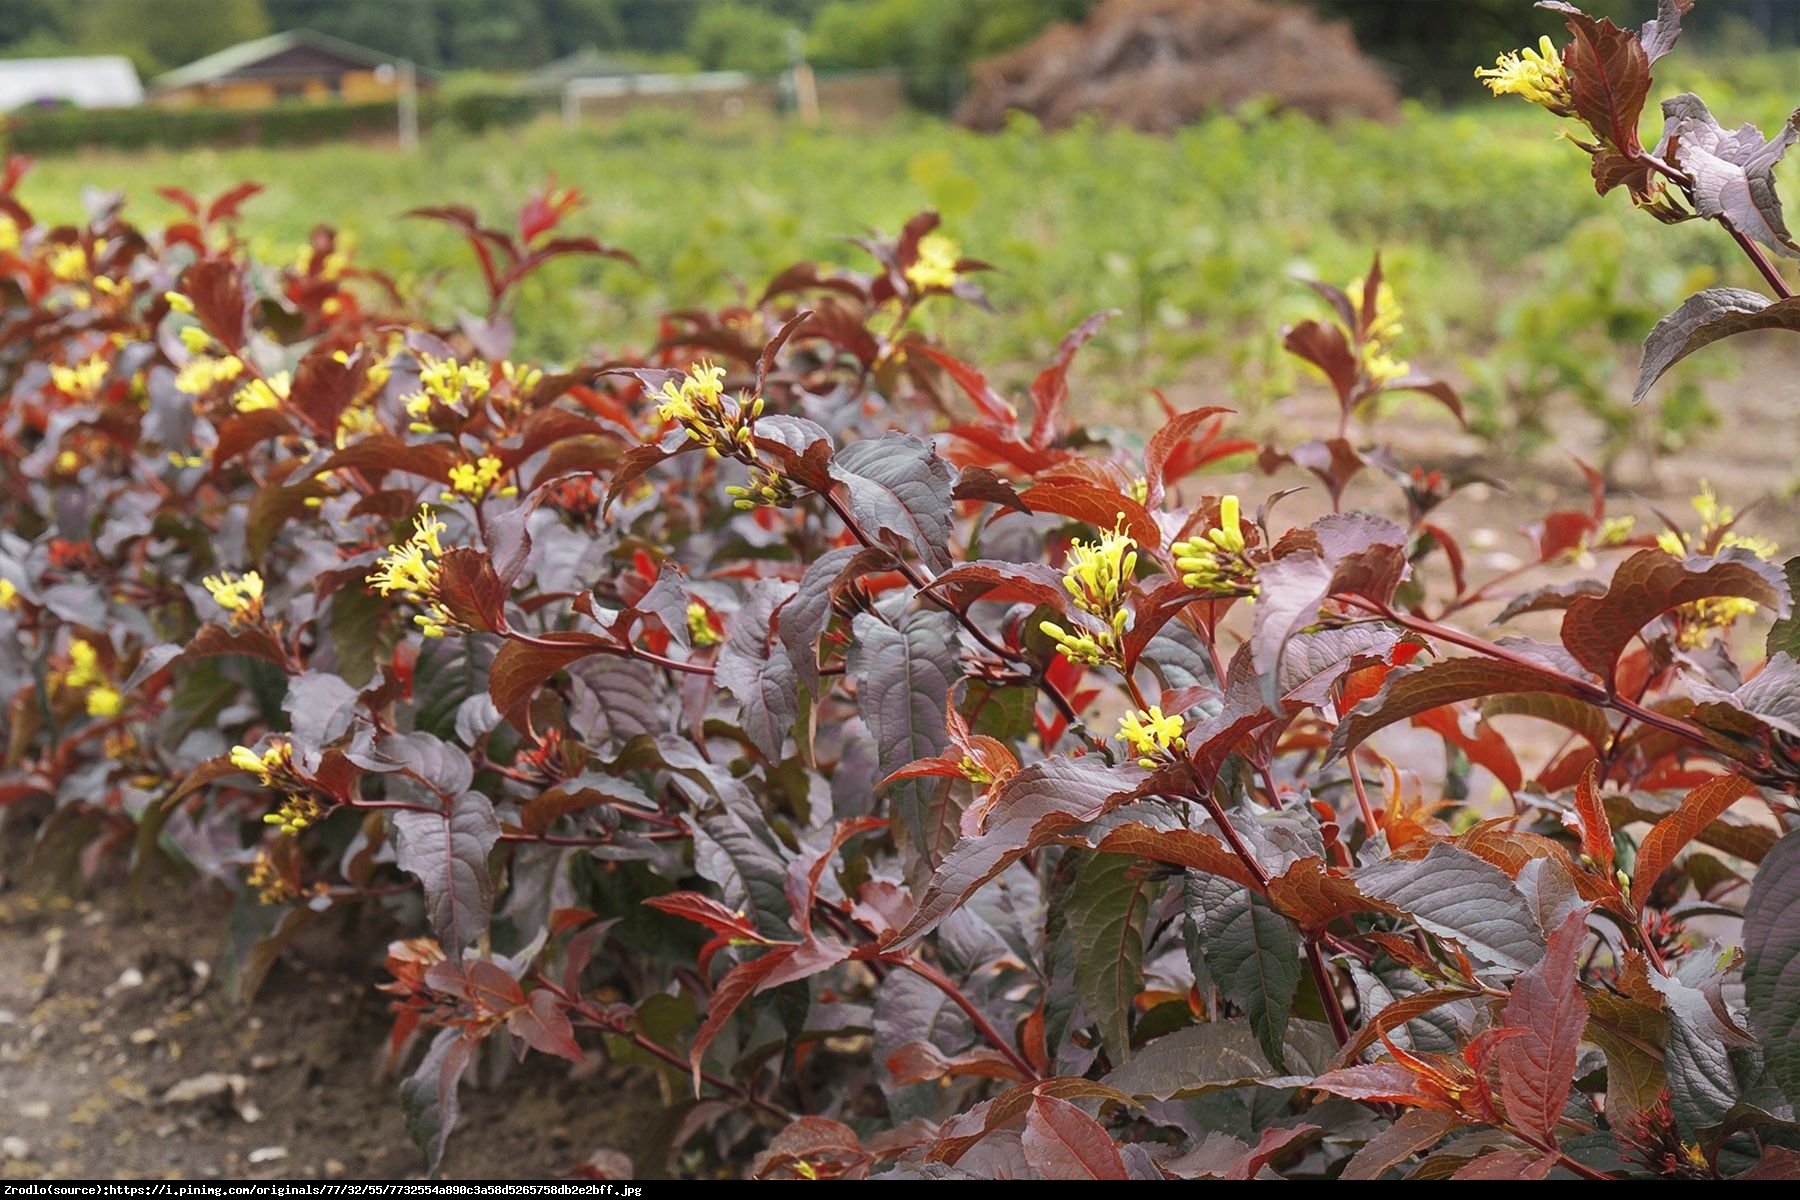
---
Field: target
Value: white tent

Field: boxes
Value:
[0,57,144,112]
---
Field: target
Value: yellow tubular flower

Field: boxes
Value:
[48,242,90,282]
[686,602,720,647]
[368,508,459,638]
[264,794,325,836]
[1173,495,1258,595]
[0,216,18,254]
[1117,706,1187,768]
[175,354,244,396]
[1041,519,1139,667]
[85,686,122,717]
[246,848,295,905]
[230,741,292,788]
[233,371,290,413]
[958,755,994,786]
[1475,36,1573,112]
[203,570,265,624]
[0,578,18,609]
[1346,277,1410,385]
[50,355,109,399]
[67,638,103,688]
[442,455,515,502]
[164,291,195,315]
[906,233,961,292]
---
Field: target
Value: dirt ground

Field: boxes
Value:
[0,336,1792,1181]
[0,844,650,1180]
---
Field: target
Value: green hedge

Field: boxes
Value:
[3,93,552,155]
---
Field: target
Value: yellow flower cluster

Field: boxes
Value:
[1346,277,1410,386]
[233,371,290,413]
[1117,706,1187,768]
[403,354,491,432]
[686,601,720,647]
[65,638,122,717]
[957,755,995,785]
[0,216,18,254]
[1657,482,1779,646]
[246,847,297,905]
[50,355,109,399]
[0,578,18,609]
[906,233,961,292]
[264,794,325,836]
[175,354,245,396]
[1475,36,1573,113]
[49,239,104,282]
[442,455,516,502]
[725,463,796,510]
[1172,495,1258,596]
[230,740,294,788]
[367,507,457,637]
[656,361,765,460]
[202,570,264,624]
[1039,520,1137,667]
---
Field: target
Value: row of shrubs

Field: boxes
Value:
[2,91,548,155]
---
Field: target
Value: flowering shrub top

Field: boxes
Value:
[5,2,1800,1180]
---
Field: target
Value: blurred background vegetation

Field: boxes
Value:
[7,0,1800,100]
[5,1,1799,478]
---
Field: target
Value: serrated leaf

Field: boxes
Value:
[1769,558,1800,657]
[1635,287,1800,404]
[1587,988,1668,1125]
[776,546,890,697]
[893,757,1154,947]
[1102,1018,1332,1100]
[1744,829,1800,1109]
[1340,1109,1461,1181]
[1496,906,1591,1145]
[1065,852,1151,1064]
[393,793,499,958]
[1021,1094,1128,1180]
[1192,878,1300,1070]
[1662,93,1800,258]
[1331,657,1584,760]
[1482,691,1614,752]
[848,608,959,851]
[715,580,802,759]
[488,630,608,735]
[1630,773,1756,907]
[400,1028,474,1177]
[1356,843,1545,972]
[830,433,955,571]
[1573,547,1787,686]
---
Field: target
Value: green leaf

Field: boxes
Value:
[1190,875,1300,1070]
[1065,851,1152,1064]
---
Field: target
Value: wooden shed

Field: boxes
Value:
[151,30,425,110]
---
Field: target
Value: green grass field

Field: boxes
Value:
[12,77,1792,447]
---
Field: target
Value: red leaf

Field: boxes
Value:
[1560,548,1788,685]
[1027,312,1112,450]
[1283,319,1359,408]
[180,258,249,352]
[644,892,768,943]
[1267,856,1394,931]
[1557,8,1651,152]
[1309,1062,1444,1108]
[1413,706,1523,794]
[1020,1094,1127,1180]
[1451,1149,1557,1180]
[689,947,799,1092]
[1568,761,1615,875]
[1143,404,1236,506]
[1495,906,1591,1146]
[1023,481,1161,552]
[434,547,508,633]
[1091,823,1265,893]
[916,345,1018,428]
[885,1041,1026,1086]
[487,631,609,736]
[507,989,586,1064]
[1630,773,1757,907]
